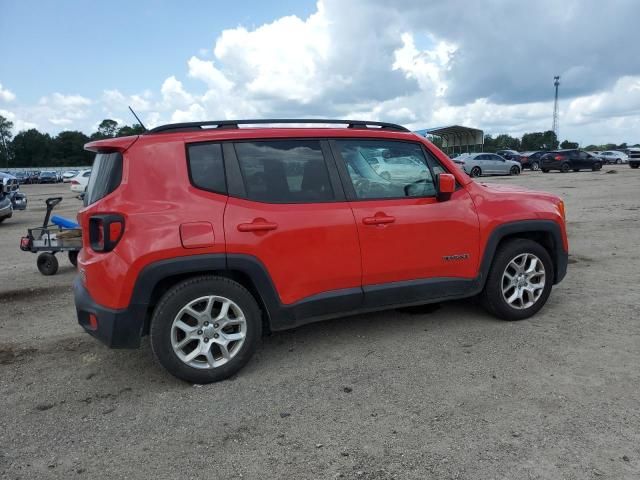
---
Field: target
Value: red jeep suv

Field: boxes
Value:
[75,119,568,383]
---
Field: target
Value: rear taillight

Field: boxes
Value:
[71,180,79,185]
[555,155,563,161]
[89,214,125,252]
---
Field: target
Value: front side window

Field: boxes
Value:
[335,140,436,199]
[235,140,334,203]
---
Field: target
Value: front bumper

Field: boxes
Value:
[73,276,146,348]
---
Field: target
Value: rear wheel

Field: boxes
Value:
[530,161,540,171]
[592,162,602,171]
[541,168,549,173]
[481,239,553,321]
[631,164,639,169]
[616,158,622,164]
[37,252,59,276]
[573,169,580,172]
[470,166,482,177]
[150,276,262,383]
[560,163,570,173]
[510,166,520,176]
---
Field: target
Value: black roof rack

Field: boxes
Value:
[146,119,410,134]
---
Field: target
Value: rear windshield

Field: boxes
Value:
[85,152,123,206]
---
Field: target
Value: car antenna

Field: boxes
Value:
[128,106,147,131]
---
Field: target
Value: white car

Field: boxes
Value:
[62,170,78,182]
[70,169,92,193]
[598,150,628,164]
[367,153,428,181]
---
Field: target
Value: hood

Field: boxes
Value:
[478,182,561,201]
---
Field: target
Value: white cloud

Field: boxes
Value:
[3,0,640,146]
[0,83,16,102]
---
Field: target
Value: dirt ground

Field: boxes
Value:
[1,167,639,480]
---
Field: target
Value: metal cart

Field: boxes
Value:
[19,197,82,275]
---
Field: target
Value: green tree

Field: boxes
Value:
[92,119,119,139]
[521,131,558,151]
[560,140,579,149]
[10,129,54,167]
[52,130,92,166]
[0,115,13,168]
[116,123,145,137]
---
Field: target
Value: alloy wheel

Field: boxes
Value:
[501,253,546,310]
[171,295,247,369]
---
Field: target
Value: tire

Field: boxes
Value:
[560,163,570,173]
[592,162,602,171]
[150,276,262,383]
[616,159,622,164]
[631,164,639,169]
[480,239,554,321]
[37,253,59,276]
[470,166,482,178]
[510,166,520,176]
[573,169,580,172]
[68,251,78,267]
[531,161,540,171]
[541,169,549,173]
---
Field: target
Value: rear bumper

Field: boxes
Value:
[73,276,146,348]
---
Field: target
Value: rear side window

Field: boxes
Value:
[234,140,334,203]
[187,143,226,194]
[85,152,122,205]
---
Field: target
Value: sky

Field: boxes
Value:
[1,0,639,145]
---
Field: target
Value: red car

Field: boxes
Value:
[74,119,568,383]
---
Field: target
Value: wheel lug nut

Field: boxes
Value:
[204,321,209,326]
[213,333,219,339]
[214,323,219,328]
[204,337,209,343]
[197,329,203,335]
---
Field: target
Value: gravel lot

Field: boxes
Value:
[1,167,639,479]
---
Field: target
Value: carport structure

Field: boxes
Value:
[414,125,484,155]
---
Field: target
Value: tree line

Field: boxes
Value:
[1,115,637,169]
[0,117,144,168]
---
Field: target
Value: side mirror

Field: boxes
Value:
[437,173,455,201]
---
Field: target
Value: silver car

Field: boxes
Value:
[453,153,521,177]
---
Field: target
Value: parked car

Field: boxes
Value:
[38,171,58,184]
[598,150,628,164]
[26,171,40,184]
[518,151,547,171]
[62,170,78,182]
[496,149,522,163]
[453,152,521,177]
[0,193,12,223]
[541,149,603,172]
[362,148,429,181]
[70,169,92,192]
[14,172,30,184]
[73,118,568,383]
[626,148,640,169]
[0,172,27,215]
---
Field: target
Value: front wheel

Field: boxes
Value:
[470,166,482,178]
[480,239,553,321]
[68,250,78,267]
[560,163,570,173]
[616,158,622,164]
[631,164,639,169]
[592,162,602,171]
[150,276,262,383]
[541,168,549,173]
[510,166,520,176]
[531,161,540,171]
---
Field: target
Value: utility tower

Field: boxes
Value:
[552,75,560,141]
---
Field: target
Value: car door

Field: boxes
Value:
[330,138,480,308]
[489,154,507,174]
[223,139,363,310]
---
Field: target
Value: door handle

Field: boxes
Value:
[362,214,395,225]
[237,220,278,232]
